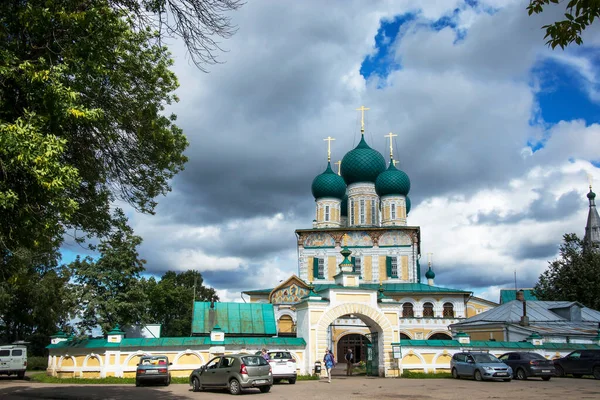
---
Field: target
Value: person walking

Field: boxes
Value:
[345,348,354,376]
[323,348,335,383]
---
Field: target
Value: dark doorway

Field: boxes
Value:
[337,334,370,363]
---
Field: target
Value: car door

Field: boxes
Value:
[202,357,222,386]
[454,354,468,376]
[214,356,235,386]
[561,351,581,374]
[464,355,476,376]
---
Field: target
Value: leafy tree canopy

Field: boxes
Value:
[534,233,600,310]
[528,0,600,49]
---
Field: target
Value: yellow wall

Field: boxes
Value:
[467,329,504,341]
[336,294,371,303]
[307,257,314,281]
[310,311,323,325]
[62,357,74,367]
[379,256,387,281]
[179,354,202,365]
[328,256,336,280]
[364,256,372,281]
[436,354,452,365]
[383,204,389,220]
[86,357,100,367]
[401,256,408,280]
[317,207,323,221]
[278,315,294,334]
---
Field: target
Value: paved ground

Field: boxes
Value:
[0,375,598,400]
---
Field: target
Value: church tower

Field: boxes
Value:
[376,133,411,226]
[584,185,600,250]
[311,137,346,228]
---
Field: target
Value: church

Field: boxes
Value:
[45,108,600,379]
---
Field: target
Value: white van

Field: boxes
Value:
[0,345,27,379]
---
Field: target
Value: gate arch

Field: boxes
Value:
[316,303,395,377]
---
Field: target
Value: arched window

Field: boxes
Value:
[400,333,410,340]
[428,332,452,340]
[423,302,434,317]
[402,303,414,318]
[278,315,295,336]
[443,302,454,318]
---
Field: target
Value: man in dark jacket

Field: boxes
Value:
[345,349,354,376]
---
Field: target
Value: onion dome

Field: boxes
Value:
[375,160,411,197]
[340,136,386,185]
[588,190,596,200]
[341,194,348,217]
[425,266,435,280]
[406,196,411,214]
[311,162,346,200]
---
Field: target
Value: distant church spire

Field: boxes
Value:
[584,185,600,250]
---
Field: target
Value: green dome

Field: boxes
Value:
[425,266,435,279]
[375,160,411,197]
[311,162,346,200]
[341,194,348,217]
[588,190,596,200]
[406,196,411,214]
[341,136,386,185]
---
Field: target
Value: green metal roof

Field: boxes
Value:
[47,336,305,350]
[341,136,386,185]
[192,302,277,335]
[393,339,600,350]
[500,289,538,304]
[375,160,410,197]
[246,283,470,297]
[311,162,346,200]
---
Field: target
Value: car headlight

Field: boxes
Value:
[482,366,494,372]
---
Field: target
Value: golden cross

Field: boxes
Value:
[385,132,397,158]
[392,159,399,166]
[356,105,370,134]
[334,160,341,175]
[323,136,335,162]
[427,252,433,266]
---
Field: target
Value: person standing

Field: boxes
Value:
[345,349,354,376]
[261,348,270,361]
[323,348,335,383]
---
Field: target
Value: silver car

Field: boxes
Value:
[451,351,513,381]
[189,354,273,395]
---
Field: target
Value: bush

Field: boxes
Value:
[27,357,48,371]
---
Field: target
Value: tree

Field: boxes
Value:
[117,0,245,72]
[527,0,600,49]
[69,209,149,334]
[143,270,218,337]
[534,233,600,310]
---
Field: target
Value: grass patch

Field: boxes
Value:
[400,370,452,379]
[29,373,190,385]
[296,374,320,381]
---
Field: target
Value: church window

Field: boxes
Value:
[313,258,325,279]
[423,302,434,317]
[385,256,398,278]
[391,204,396,219]
[443,302,454,318]
[352,256,361,276]
[325,205,330,222]
[360,199,365,224]
[318,257,325,278]
[350,200,355,225]
[402,303,414,317]
[371,201,376,224]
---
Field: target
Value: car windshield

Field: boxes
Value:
[242,356,268,366]
[473,353,501,363]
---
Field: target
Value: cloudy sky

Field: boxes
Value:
[64,0,600,303]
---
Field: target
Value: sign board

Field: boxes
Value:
[392,345,402,359]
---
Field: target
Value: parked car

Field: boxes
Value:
[450,351,513,381]
[0,345,27,379]
[498,352,555,381]
[268,351,297,384]
[189,353,273,395]
[553,349,600,380]
[135,355,171,387]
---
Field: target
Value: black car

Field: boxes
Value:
[498,352,555,381]
[553,349,600,379]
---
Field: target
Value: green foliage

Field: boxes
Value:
[527,0,600,49]
[400,370,452,379]
[142,270,218,337]
[534,233,600,310]
[27,357,49,371]
[297,374,321,380]
[69,209,148,334]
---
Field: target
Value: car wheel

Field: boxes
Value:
[289,378,296,384]
[573,374,583,378]
[593,367,600,380]
[516,368,527,380]
[555,365,565,377]
[192,376,202,392]
[229,378,241,395]
[259,385,271,393]
[164,377,170,386]
[474,370,483,381]
[451,368,460,379]
[542,376,551,381]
